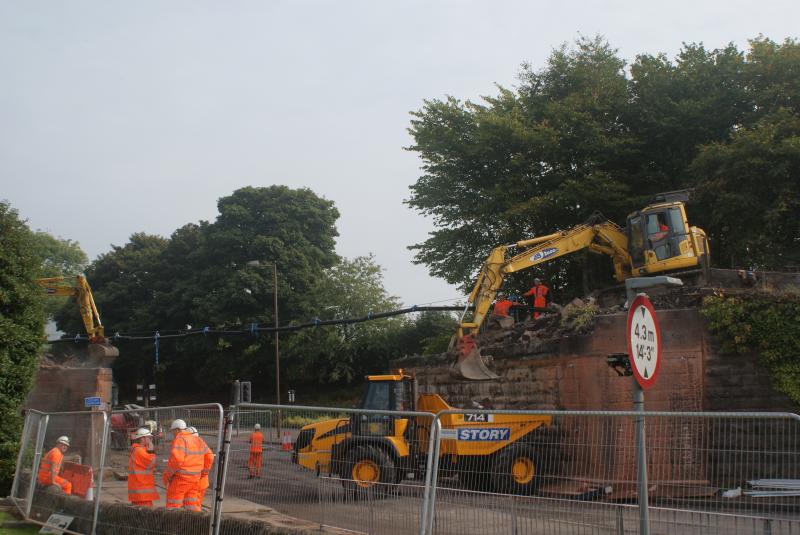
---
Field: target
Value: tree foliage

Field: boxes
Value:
[0,202,46,493]
[54,186,447,401]
[28,231,89,317]
[407,36,800,297]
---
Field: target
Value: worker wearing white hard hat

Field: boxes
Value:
[248,424,264,478]
[128,428,158,507]
[170,419,187,431]
[37,436,72,494]
[164,419,212,511]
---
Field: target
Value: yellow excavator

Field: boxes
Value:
[36,275,119,363]
[455,190,709,380]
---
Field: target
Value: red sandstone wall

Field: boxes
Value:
[402,308,797,493]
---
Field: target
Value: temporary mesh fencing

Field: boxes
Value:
[10,409,108,535]
[218,403,438,535]
[11,404,224,535]
[11,405,800,535]
[93,403,224,535]
[423,409,800,535]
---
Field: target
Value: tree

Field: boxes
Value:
[29,232,89,279]
[406,36,800,297]
[0,202,46,494]
[69,186,342,398]
[28,231,89,317]
[691,110,800,269]
[407,37,637,298]
[286,255,403,384]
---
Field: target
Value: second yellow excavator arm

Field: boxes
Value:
[457,220,631,337]
[36,275,107,342]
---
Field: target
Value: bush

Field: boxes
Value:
[0,202,46,494]
[702,294,800,405]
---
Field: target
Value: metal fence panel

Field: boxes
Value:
[217,403,437,535]
[425,410,800,535]
[93,404,224,535]
[12,410,109,535]
[10,410,47,518]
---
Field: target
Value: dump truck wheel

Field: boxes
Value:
[341,446,395,497]
[492,444,540,495]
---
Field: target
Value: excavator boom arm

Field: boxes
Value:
[460,221,631,337]
[36,275,106,341]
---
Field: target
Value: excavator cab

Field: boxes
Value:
[625,191,708,276]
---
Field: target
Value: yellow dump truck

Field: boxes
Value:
[292,370,551,495]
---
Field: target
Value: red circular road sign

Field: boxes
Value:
[626,294,662,389]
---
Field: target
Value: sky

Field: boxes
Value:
[1,0,798,309]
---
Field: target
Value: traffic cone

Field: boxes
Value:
[281,431,292,452]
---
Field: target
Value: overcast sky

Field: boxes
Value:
[1,1,798,309]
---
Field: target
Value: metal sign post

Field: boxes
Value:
[624,276,680,535]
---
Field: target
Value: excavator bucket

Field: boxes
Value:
[450,334,499,381]
[87,342,119,366]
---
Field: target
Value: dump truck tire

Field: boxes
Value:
[341,445,395,497]
[492,444,540,495]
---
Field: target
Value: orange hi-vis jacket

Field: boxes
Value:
[493,299,515,317]
[128,443,159,502]
[249,431,264,453]
[37,447,64,486]
[198,436,214,491]
[164,431,210,483]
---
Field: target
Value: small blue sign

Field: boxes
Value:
[84,396,101,408]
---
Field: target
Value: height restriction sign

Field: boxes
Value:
[626,294,662,389]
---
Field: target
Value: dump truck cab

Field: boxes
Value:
[293,370,552,495]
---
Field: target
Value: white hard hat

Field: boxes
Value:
[133,428,152,440]
[56,436,70,446]
[254,423,261,430]
[188,426,198,436]
[170,419,187,430]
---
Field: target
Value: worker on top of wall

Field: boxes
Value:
[489,292,518,329]
[37,436,72,495]
[248,423,264,478]
[128,427,159,507]
[163,419,209,511]
[523,278,552,319]
[186,426,215,510]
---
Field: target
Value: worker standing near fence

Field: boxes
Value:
[186,426,215,508]
[37,436,72,495]
[248,423,264,478]
[163,419,209,511]
[127,428,159,507]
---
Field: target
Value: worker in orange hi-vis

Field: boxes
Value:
[127,428,159,507]
[37,436,72,495]
[523,278,552,319]
[186,426,215,508]
[248,423,264,478]
[163,419,209,511]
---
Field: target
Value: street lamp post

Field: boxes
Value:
[247,260,281,440]
[272,261,282,442]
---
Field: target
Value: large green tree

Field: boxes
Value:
[0,202,46,493]
[58,186,342,398]
[407,36,800,297]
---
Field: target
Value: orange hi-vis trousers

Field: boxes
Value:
[248,452,263,476]
[166,476,200,511]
